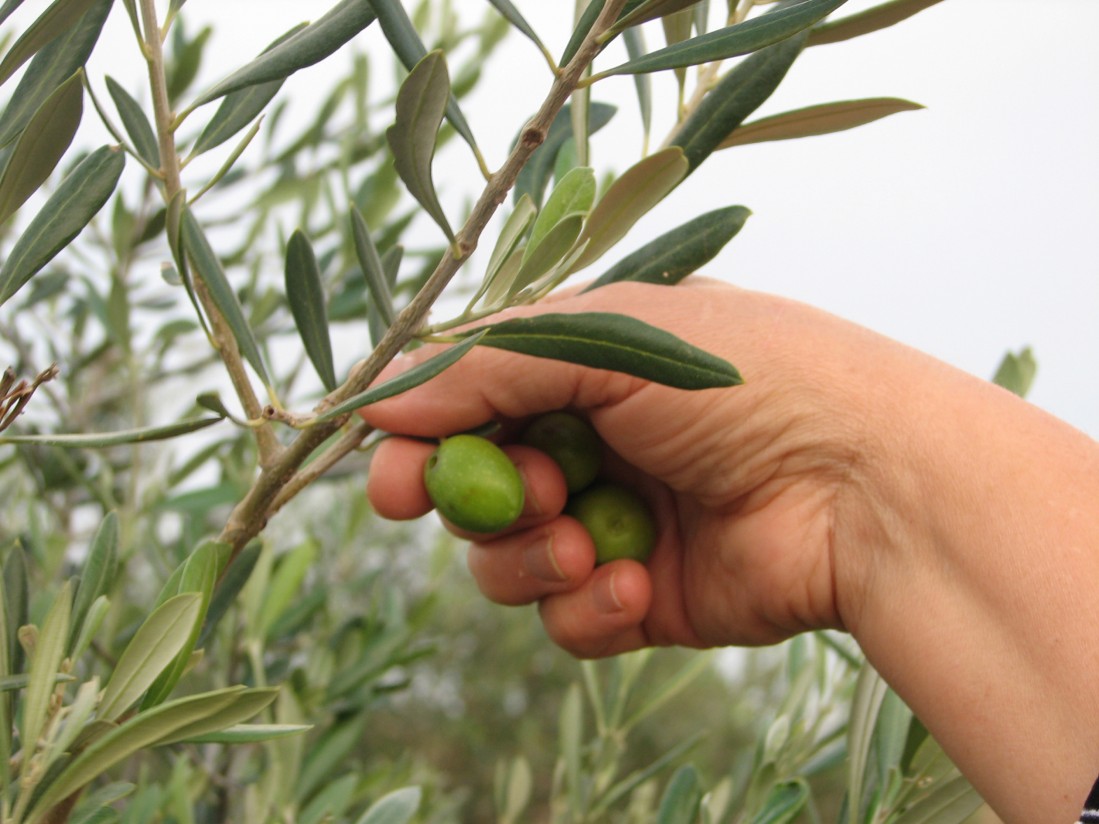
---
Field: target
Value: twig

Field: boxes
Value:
[215,0,631,556]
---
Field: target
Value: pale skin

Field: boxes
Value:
[360,279,1099,823]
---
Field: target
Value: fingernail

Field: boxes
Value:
[592,571,624,615]
[522,533,567,583]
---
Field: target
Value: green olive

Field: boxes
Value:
[565,482,656,565]
[521,411,602,494]
[423,434,525,533]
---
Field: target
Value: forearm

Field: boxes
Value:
[839,354,1099,822]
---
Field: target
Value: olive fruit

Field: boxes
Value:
[424,434,525,533]
[521,411,602,494]
[565,482,656,565]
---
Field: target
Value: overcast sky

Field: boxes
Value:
[92,1,1099,437]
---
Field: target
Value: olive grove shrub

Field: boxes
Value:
[0,1,1035,821]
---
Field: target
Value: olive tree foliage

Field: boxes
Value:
[0,0,1014,821]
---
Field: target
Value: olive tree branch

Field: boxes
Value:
[215,0,630,556]
[138,0,282,467]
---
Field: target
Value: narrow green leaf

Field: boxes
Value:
[0,0,101,88]
[992,347,1036,398]
[462,313,742,390]
[808,0,946,46]
[585,205,750,291]
[180,206,271,385]
[471,194,537,309]
[192,0,376,105]
[0,144,124,308]
[510,215,585,297]
[153,686,278,745]
[0,0,109,148]
[385,50,454,241]
[621,27,653,144]
[600,0,846,74]
[568,147,688,273]
[526,167,596,258]
[0,0,26,27]
[2,544,29,676]
[354,786,423,824]
[559,682,583,812]
[846,663,890,824]
[513,102,616,207]
[104,76,159,166]
[750,779,810,824]
[313,331,486,423]
[67,594,109,661]
[26,688,246,819]
[349,206,396,329]
[613,0,706,34]
[97,593,203,722]
[656,764,703,824]
[719,97,923,147]
[67,512,118,655]
[670,33,806,172]
[190,25,305,155]
[285,230,337,391]
[20,580,71,762]
[368,0,478,153]
[485,0,549,57]
[199,540,261,646]
[0,414,225,447]
[141,543,221,709]
[177,722,312,745]
[890,776,983,824]
[256,540,317,639]
[0,69,83,226]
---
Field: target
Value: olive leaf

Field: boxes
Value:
[25,687,255,819]
[510,215,586,298]
[808,0,947,46]
[460,313,743,390]
[355,787,423,824]
[752,779,810,824]
[105,76,160,167]
[178,723,312,745]
[655,764,704,824]
[0,0,110,148]
[312,331,487,423]
[524,166,596,264]
[0,0,101,88]
[0,144,124,309]
[152,687,279,746]
[285,230,337,392]
[992,348,1037,398]
[567,147,688,274]
[0,0,25,27]
[0,69,83,226]
[598,0,848,75]
[611,0,707,34]
[621,27,653,145]
[368,0,479,154]
[349,206,396,331]
[670,33,807,173]
[0,414,226,447]
[97,593,204,722]
[67,512,118,656]
[386,50,455,242]
[141,542,221,709]
[180,206,272,386]
[20,580,72,774]
[513,102,616,207]
[485,0,549,58]
[584,205,751,291]
[719,97,923,147]
[192,0,377,105]
[470,194,537,309]
[190,24,306,156]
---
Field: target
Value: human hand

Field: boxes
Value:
[360,278,889,657]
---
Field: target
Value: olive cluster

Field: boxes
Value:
[422,412,656,565]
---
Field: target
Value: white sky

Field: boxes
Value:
[90,1,1099,437]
